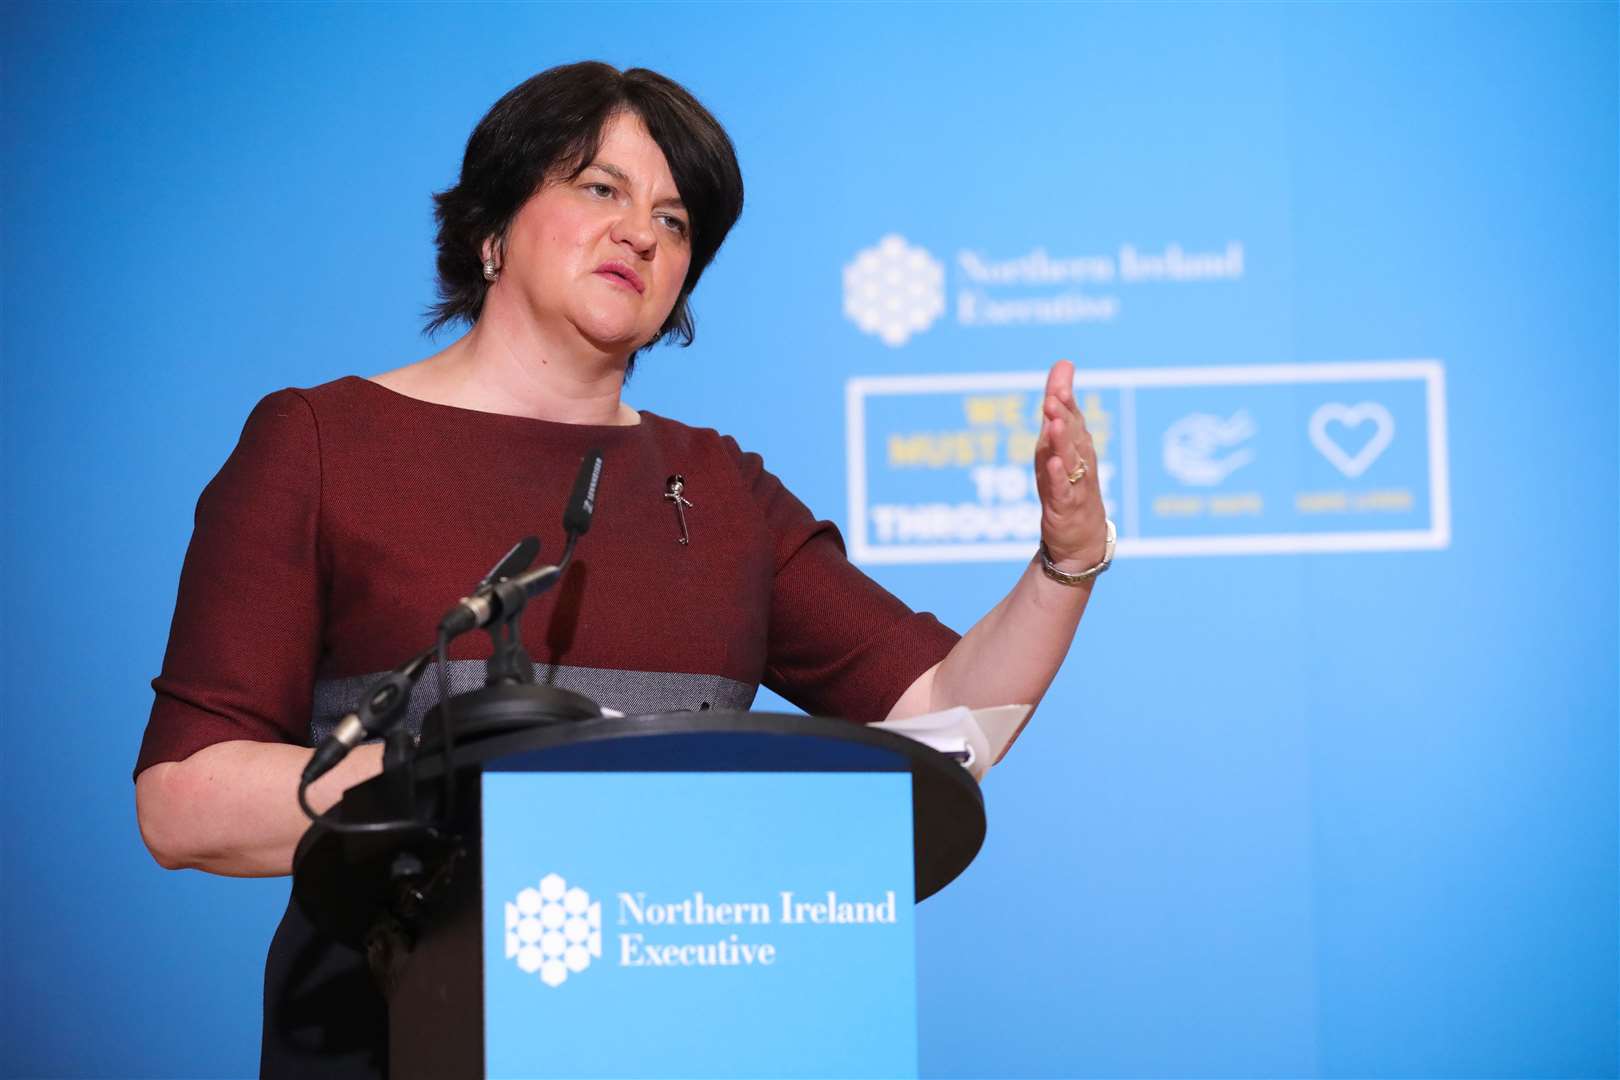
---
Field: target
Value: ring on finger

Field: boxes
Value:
[1066,458,1088,485]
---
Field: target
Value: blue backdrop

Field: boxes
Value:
[2,3,1615,1077]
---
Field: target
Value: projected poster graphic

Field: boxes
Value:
[846,360,1450,563]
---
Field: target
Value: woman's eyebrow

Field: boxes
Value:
[585,161,630,184]
[585,161,685,209]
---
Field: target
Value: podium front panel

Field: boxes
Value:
[482,770,919,1079]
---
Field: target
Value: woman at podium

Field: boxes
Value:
[132,61,1110,1078]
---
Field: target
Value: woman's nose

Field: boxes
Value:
[611,209,657,257]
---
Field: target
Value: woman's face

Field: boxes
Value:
[494,110,692,356]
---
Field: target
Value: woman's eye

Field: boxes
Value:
[660,214,689,237]
[586,183,614,198]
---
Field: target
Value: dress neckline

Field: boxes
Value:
[341,376,648,439]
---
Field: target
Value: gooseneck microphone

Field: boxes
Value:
[299,450,604,829]
[301,536,543,788]
[436,449,604,637]
[563,448,604,536]
[302,648,434,785]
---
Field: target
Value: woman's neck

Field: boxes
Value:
[374,310,639,426]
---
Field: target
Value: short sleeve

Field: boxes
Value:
[134,390,326,777]
[725,440,960,723]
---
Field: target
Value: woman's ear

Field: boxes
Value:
[480,234,506,283]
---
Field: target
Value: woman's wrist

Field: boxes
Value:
[1039,519,1115,582]
[1040,521,1110,572]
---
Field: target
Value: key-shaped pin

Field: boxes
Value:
[664,474,693,545]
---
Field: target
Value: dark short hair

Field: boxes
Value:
[426,62,745,364]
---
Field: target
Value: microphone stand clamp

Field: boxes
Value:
[483,584,537,688]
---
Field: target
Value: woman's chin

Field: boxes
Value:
[569,311,654,357]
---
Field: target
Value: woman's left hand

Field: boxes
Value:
[1032,359,1109,571]
[888,358,1111,723]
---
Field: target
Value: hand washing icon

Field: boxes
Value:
[1163,410,1257,487]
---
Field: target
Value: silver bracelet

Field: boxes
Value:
[1039,519,1116,586]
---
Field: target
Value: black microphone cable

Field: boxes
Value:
[296,777,439,837]
[436,623,456,823]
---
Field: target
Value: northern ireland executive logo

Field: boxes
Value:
[843,234,946,347]
[505,873,603,987]
[842,235,1246,346]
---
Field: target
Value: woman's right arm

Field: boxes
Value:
[136,740,384,877]
[136,390,336,877]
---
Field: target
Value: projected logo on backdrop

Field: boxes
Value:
[845,360,1450,562]
[842,234,1243,346]
[842,235,946,346]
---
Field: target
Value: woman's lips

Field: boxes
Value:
[595,262,645,294]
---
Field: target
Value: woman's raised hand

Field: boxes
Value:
[886,357,1111,721]
[1032,359,1109,570]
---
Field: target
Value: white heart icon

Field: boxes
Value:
[1308,402,1395,478]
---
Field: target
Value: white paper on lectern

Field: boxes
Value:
[968,705,1032,764]
[870,704,1032,782]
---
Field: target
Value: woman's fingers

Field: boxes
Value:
[1043,410,1095,484]
[1044,358,1075,410]
[1035,412,1066,476]
[1032,358,1108,566]
[1036,421,1089,512]
[1036,357,1097,495]
[1043,447,1074,495]
[1046,413,1073,475]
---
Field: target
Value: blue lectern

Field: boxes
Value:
[294,711,985,1079]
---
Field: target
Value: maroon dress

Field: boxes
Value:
[136,377,958,1077]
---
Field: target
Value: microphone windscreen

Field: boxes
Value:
[563,450,604,535]
[478,535,540,591]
